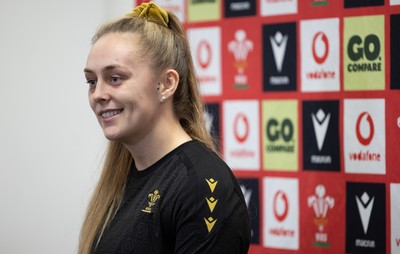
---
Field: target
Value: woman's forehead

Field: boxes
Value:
[87,33,144,67]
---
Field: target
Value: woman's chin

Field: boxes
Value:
[103,130,122,141]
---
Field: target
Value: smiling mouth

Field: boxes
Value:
[100,109,123,118]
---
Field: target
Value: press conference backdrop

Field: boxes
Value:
[137,0,400,253]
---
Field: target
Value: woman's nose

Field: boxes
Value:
[91,81,111,102]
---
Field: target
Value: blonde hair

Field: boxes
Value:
[78,8,216,254]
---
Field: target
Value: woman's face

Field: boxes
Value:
[84,32,161,144]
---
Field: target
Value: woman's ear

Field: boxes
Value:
[158,69,179,102]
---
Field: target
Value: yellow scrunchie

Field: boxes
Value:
[129,2,169,28]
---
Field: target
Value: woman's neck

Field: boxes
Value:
[123,119,192,171]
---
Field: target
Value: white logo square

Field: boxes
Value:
[261,0,297,16]
[391,183,400,253]
[187,27,222,96]
[300,18,340,92]
[223,100,260,170]
[344,99,386,174]
[263,177,299,250]
[154,0,185,22]
[391,0,400,5]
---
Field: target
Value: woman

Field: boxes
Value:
[79,2,250,254]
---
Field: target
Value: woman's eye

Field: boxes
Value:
[86,79,97,86]
[110,76,122,84]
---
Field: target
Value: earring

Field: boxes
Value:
[160,95,166,102]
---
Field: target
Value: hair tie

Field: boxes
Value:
[128,2,169,28]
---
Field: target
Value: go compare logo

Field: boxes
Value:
[262,100,298,171]
[344,15,385,91]
[347,34,382,72]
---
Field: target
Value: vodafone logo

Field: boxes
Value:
[233,113,249,143]
[301,18,338,88]
[224,100,259,170]
[196,40,212,69]
[263,178,298,249]
[345,99,385,170]
[356,112,375,146]
[312,32,329,64]
[273,191,289,222]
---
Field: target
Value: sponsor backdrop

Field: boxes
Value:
[137,0,400,253]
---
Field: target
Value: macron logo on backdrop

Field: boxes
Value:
[311,109,330,151]
[270,31,288,73]
[356,192,374,234]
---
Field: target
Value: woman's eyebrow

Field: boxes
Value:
[84,65,123,74]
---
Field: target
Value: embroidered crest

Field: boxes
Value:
[142,189,161,213]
